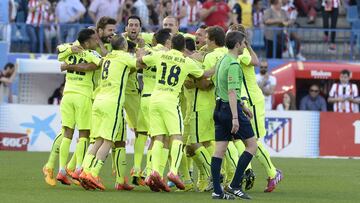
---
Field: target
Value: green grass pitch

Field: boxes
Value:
[0,151,359,203]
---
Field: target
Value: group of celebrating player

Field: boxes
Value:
[41,14,283,200]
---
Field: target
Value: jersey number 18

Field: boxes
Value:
[158,62,181,86]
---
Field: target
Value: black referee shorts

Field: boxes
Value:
[213,100,254,142]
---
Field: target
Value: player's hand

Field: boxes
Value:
[60,63,69,72]
[243,107,253,119]
[190,52,204,61]
[231,118,239,134]
[136,48,147,58]
[184,80,195,89]
[137,38,145,48]
[71,45,83,54]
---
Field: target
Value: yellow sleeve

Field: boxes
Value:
[142,52,158,67]
[187,58,204,78]
[57,41,80,61]
[126,54,137,69]
[141,32,154,45]
[202,53,216,70]
[238,48,251,66]
[87,50,102,66]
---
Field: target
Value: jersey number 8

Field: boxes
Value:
[102,60,111,80]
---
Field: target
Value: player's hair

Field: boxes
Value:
[185,37,196,51]
[253,0,262,5]
[270,0,279,5]
[4,63,15,70]
[199,24,208,29]
[111,34,127,50]
[228,24,246,35]
[340,69,351,76]
[77,28,96,44]
[127,15,142,27]
[206,26,225,47]
[164,16,177,23]
[171,34,185,51]
[225,31,245,49]
[154,28,171,45]
[96,16,117,31]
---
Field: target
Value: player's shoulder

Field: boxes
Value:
[87,50,102,58]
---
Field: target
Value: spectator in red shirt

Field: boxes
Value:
[200,0,230,30]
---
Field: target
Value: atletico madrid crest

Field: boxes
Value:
[264,117,292,152]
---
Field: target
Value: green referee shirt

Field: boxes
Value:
[215,54,243,102]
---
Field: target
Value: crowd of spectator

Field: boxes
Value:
[5,0,358,56]
[259,64,360,113]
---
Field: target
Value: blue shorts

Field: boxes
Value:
[213,100,254,142]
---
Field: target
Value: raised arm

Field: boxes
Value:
[60,62,100,72]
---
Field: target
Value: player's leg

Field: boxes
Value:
[176,119,194,191]
[72,95,92,179]
[224,142,239,187]
[43,130,63,186]
[143,137,154,179]
[165,104,186,190]
[187,110,213,192]
[56,94,76,185]
[177,147,194,191]
[132,132,147,182]
[251,102,282,192]
[72,130,89,178]
[57,126,74,185]
[234,140,252,170]
[234,140,255,191]
[224,106,257,200]
[114,110,134,191]
[86,103,124,191]
[114,141,134,191]
[226,137,257,200]
[87,138,110,190]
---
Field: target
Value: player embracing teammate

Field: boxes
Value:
[41,14,283,199]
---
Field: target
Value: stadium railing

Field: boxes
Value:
[5,23,360,61]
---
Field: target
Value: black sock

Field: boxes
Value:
[230,151,253,189]
[211,156,223,194]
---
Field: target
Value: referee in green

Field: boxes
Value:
[211,31,258,200]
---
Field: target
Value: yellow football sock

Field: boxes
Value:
[133,134,147,174]
[170,140,183,175]
[82,153,95,173]
[234,140,252,170]
[159,148,169,176]
[67,153,76,171]
[144,149,152,177]
[206,142,215,157]
[114,147,127,184]
[91,159,104,177]
[59,137,71,170]
[178,153,191,182]
[45,132,63,169]
[75,137,89,169]
[256,141,276,178]
[111,148,116,172]
[187,157,193,172]
[151,140,164,174]
[194,146,211,178]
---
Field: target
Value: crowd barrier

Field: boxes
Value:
[1,104,358,157]
[1,23,360,61]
